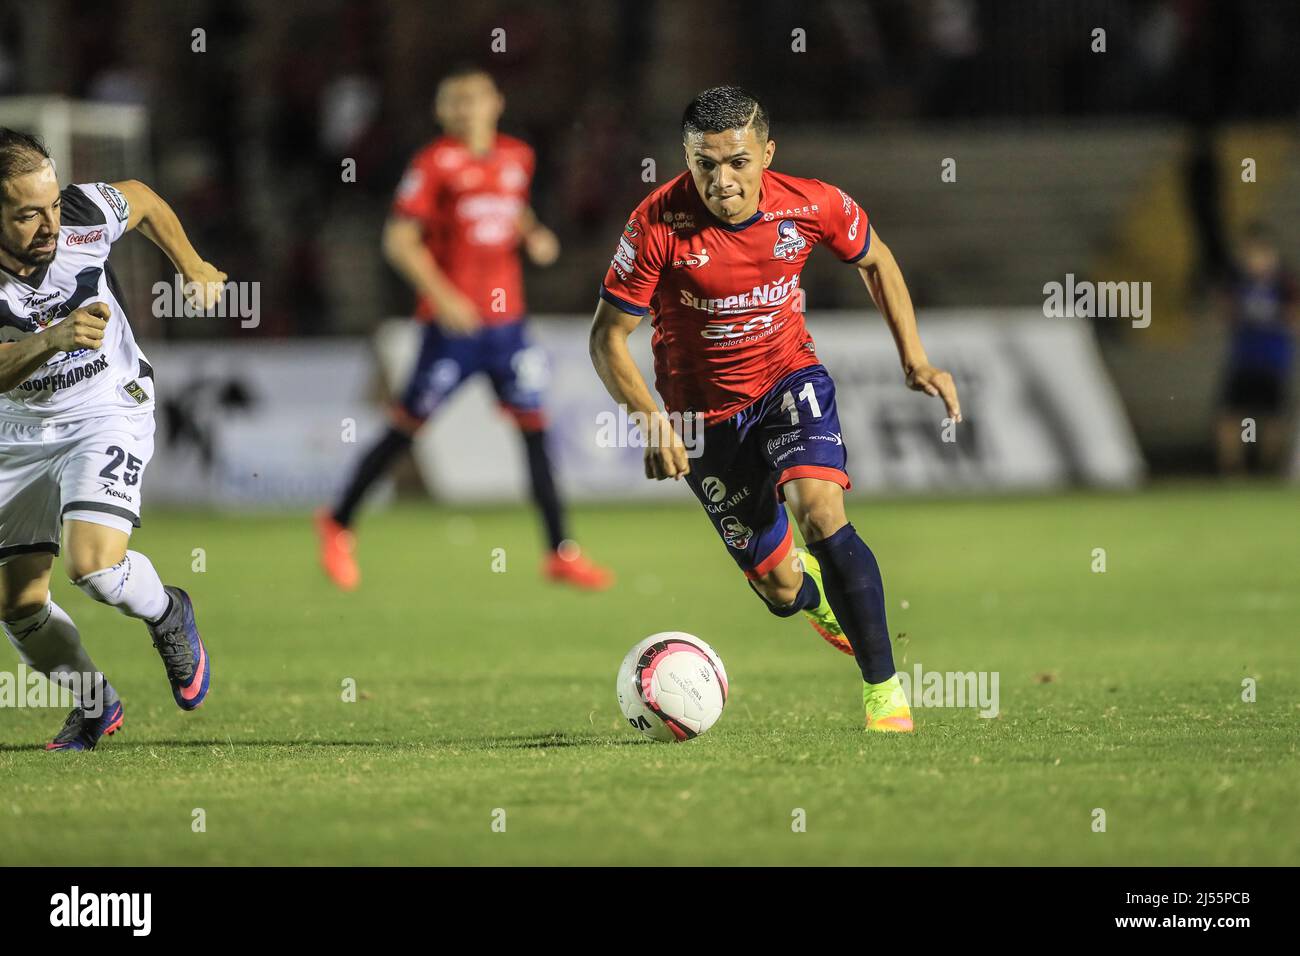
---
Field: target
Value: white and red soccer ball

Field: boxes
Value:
[616,632,728,742]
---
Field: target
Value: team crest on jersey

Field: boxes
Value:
[772,219,807,261]
[720,515,753,550]
[624,219,639,239]
[96,183,129,223]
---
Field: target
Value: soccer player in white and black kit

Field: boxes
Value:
[0,129,224,750]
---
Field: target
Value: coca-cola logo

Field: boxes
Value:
[66,229,104,246]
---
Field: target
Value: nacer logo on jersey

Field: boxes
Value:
[772,220,807,261]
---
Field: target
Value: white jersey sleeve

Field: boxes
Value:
[63,182,132,244]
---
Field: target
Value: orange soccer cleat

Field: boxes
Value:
[544,542,614,591]
[315,509,360,591]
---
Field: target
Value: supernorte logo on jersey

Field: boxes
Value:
[679,273,800,316]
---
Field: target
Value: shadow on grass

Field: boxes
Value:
[0,732,648,753]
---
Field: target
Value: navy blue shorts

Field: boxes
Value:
[683,364,851,580]
[394,318,548,431]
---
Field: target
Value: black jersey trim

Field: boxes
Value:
[0,542,60,560]
[59,184,107,228]
[61,501,141,528]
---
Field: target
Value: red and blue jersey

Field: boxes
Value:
[601,169,870,421]
[392,133,534,324]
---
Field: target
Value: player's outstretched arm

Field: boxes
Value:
[589,299,688,480]
[112,180,227,311]
[856,226,962,422]
[381,215,480,334]
[518,207,560,267]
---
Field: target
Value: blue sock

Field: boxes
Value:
[806,523,896,683]
[754,570,821,618]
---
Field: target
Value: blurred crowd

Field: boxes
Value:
[1,0,1298,337]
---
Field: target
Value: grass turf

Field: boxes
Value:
[1,483,1297,865]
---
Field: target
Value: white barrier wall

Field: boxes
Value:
[140,311,1143,507]
[375,310,1146,502]
[141,341,388,507]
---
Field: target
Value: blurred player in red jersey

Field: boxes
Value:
[590,88,960,731]
[317,66,612,591]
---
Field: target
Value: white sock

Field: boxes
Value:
[74,550,171,623]
[3,598,118,711]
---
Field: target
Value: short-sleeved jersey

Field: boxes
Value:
[391,133,535,324]
[0,182,152,424]
[600,169,869,421]
[1227,265,1297,374]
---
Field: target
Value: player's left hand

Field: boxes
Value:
[182,261,228,312]
[523,227,560,267]
[906,364,962,423]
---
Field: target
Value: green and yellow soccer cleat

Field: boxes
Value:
[864,675,914,732]
[793,548,854,656]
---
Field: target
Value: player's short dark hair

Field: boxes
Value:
[681,87,770,143]
[438,62,495,91]
[0,128,52,195]
[1242,221,1274,244]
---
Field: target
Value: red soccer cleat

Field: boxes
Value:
[315,509,360,591]
[544,542,614,591]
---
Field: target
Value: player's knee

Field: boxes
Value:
[751,572,800,608]
[795,502,847,544]
[1,597,46,622]
[65,549,126,585]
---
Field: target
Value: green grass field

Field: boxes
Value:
[2,483,1297,865]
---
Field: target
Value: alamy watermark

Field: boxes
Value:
[897,664,1000,717]
[1043,273,1150,328]
[152,275,260,328]
[595,407,706,458]
[0,666,107,717]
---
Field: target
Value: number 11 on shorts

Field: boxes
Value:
[781,381,822,424]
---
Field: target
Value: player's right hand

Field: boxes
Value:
[436,293,482,336]
[643,412,690,481]
[47,303,110,352]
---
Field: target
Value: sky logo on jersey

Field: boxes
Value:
[772,220,807,261]
[699,313,780,344]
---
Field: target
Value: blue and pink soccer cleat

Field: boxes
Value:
[46,700,125,752]
[147,586,211,710]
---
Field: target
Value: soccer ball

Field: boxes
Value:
[616,632,728,742]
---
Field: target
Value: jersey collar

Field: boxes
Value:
[0,258,50,289]
[696,173,767,232]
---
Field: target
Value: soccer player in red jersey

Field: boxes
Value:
[590,87,961,731]
[317,66,612,591]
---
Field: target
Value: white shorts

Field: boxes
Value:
[0,411,155,565]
